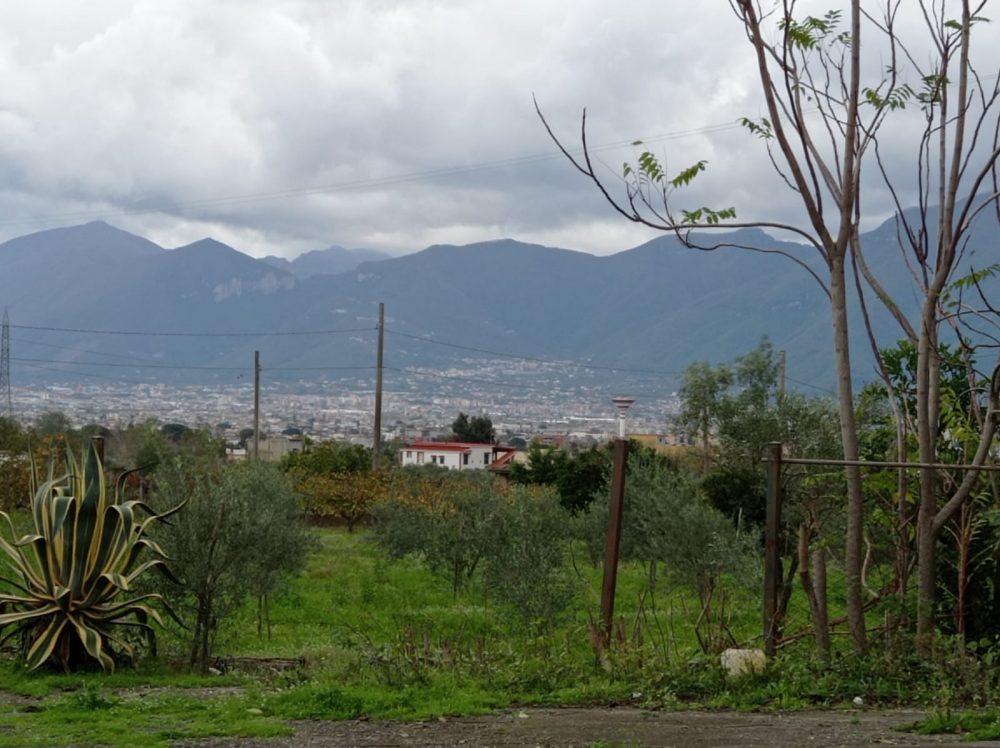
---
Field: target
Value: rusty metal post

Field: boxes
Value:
[763,441,783,657]
[601,438,629,645]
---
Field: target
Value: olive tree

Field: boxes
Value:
[151,460,311,671]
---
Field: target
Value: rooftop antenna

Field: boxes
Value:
[0,308,11,418]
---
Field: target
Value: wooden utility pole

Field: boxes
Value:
[777,349,786,401]
[372,302,385,470]
[253,350,261,460]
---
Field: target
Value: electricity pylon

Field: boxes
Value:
[0,308,10,418]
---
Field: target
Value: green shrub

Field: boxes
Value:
[370,472,503,596]
[370,473,576,627]
[481,485,577,627]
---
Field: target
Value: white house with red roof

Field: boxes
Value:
[399,441,516,471]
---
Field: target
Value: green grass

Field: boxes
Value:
[910,709,1000,740]
[0,686,292,747]
[0,526,992,745]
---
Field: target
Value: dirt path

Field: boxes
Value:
[177,706,1000,747]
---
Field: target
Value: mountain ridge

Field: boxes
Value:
[1,218,996,393]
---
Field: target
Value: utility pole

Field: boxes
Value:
[600,395,634,646]
[0,308,11,418]
[253,350,261,461]
[372,302,385,470]
[777,349,786,402]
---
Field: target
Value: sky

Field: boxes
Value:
[0,1,997,259]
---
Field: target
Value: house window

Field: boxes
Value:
[463,453,469,465]
[406,451,412,458]
[483,452,490,465]
[417,452,424,463]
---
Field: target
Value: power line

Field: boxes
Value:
[15,361,150,387]
[11,323,836,396]
[11,336,183,365]
[11,356,376,374]
[12,356,247,372]
[383,366,678,400]
[785,375,837,397]
[385,328,679,376]
[11,323,375,338]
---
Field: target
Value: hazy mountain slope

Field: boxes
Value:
[0,221,164,320]
[261,245,391,279]
[1,216,996,390]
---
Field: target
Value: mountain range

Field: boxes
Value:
[0,217,996,394]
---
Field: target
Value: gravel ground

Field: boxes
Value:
[174,706,1000,747]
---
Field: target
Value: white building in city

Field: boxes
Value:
[399,441,514,471]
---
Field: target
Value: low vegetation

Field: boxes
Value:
[0,331,998,745]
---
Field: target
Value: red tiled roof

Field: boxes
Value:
[408,441,492,452]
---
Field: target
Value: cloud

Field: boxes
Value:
[0,1,996,257]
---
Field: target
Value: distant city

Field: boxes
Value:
[8,359,681,447]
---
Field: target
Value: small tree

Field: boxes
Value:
[151,460,311,671]
[371,471,503,596]
[371,472,575,627]
[451,413,495,444]
[579,452,758,654]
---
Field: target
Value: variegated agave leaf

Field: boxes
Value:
[0,441,183,672]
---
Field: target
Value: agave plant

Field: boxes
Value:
[0,441,182,672]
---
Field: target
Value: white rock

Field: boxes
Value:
[720,648,767,677]
[853,696,864,706]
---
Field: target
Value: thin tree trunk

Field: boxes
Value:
[916,310,940,644]
[895,418,911,630]
[956,506,971,643]
[798,522,830,664]
[831,256,867,653]
[813,546,830,660]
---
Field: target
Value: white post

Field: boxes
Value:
[612,395,635,440]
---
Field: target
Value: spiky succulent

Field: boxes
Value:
[0,442,181,672]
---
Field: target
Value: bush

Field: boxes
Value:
[481,485,578,627]
[370,472,503,596]
[370,472,576,627]
[294,470,390,530]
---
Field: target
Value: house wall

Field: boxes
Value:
[399,444,497,470]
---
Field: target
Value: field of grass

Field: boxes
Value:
[0,526,992,745]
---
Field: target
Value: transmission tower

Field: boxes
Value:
[0,308,11,418]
